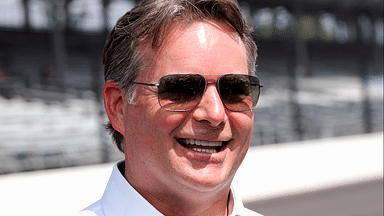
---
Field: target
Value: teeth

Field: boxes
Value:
[192,148,218,154]
[179,139,226,154]
[183,139,222,147]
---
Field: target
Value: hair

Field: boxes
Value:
[103,0,257,152]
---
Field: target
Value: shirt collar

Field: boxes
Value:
[100,160,163,216]
[100,160,247,216]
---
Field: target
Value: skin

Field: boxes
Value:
[103,20,254,215]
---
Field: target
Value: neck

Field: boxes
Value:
[126,173,231,216]
[144,188,230,216]
[122,160,233,215]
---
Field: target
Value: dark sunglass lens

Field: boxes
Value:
[157,74,205,111]
[219,75,260,111]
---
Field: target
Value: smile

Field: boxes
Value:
[177,138,229,153]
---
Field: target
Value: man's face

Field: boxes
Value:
[122,21,254,195]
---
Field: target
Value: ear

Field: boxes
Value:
[103,80,126,137]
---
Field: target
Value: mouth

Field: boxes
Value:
[177,138,229,154]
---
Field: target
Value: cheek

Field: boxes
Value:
[229,112,254,137]
[123,98,159,142]
[154,112,188,135]
[232,112,254,162]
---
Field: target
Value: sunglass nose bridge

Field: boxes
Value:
[205,80,219,88]
[204,80,221,95]
[206,81,218,84]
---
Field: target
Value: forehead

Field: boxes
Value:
[140,20,247,81]
[158,20,244,54]
[166,20,241,45]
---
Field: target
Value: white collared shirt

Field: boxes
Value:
[80,160,262,216]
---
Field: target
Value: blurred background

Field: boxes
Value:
[0,1,382,216]
[0,0,382,173]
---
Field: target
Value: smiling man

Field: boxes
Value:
[81,0,263,215]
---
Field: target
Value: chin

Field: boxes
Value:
[177,166,234,193]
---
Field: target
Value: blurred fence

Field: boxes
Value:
[0,93,124,174]
[251,72,383,146]
[0,0,383,174]
[0,69,382,174]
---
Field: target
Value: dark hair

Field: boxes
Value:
[103,0,257,152]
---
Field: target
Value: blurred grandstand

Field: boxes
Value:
[0,0,383,174]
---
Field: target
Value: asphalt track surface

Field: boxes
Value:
[246,179,383,216]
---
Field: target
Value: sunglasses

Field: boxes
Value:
[131,74,263,112]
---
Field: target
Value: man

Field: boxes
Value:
[81,0,263,215]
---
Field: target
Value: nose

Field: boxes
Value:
[191,84,227,127]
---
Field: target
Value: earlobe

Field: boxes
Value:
[103,80,126,136]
